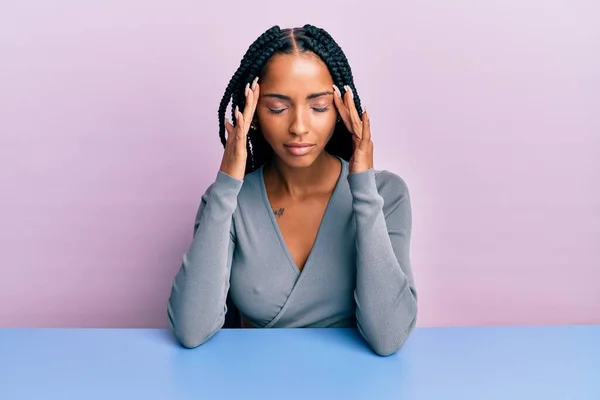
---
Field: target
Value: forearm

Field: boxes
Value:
[167,171,242,348]
[349,170,418,356]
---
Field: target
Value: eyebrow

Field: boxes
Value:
[262,91,333,100]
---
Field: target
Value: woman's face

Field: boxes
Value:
[256,52,337,168]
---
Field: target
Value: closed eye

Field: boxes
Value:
[267,106,330,114]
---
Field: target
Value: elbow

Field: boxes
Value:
[370,329,411,356]
[371,317,417,356]
[170,321,218,349]
[167,306,220,349]
[175,331,211,349]
[373,345,401,357]
[362,301,418,357]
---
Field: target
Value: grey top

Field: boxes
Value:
[167,157,418,356]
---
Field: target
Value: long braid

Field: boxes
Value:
[217,26,281,146]
[217,24,363,174]
[301,25,363,114]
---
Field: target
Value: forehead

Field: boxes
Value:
[260,53,333,90]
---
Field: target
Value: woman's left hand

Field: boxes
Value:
[333,84,373,174]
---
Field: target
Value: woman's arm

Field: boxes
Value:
[348,169,418,356]
[167,171,242,348]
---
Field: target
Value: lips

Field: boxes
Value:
[284,143,315,156]
[285,143,313,148]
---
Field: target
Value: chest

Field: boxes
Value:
[227,172,358,327]
[271,194,331,272]
[230,187,357,327]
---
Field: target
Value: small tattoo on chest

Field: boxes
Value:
[272,208,285,218]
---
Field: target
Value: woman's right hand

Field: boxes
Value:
[219,77,260,181]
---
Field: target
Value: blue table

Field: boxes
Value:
[0,325,598,399]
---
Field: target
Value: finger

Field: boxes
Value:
[332,84,355,135]
[224,118,235,143]
[241,77,260,131]
[344,85,363,139]
[250,78,260,125]
[360,108,371,149]
[242,83,255,132]
[235,106,246,140]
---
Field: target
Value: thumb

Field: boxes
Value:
[224,118,236,143]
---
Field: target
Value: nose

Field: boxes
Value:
[289,108,309,137]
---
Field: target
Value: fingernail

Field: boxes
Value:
[346,86,354,98]
[245,83,249,96]
[362,106,366,114]
[333,84,341,97]
[252,77,259,89]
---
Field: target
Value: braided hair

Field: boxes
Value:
[218,24,364,175]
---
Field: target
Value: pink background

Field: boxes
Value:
[1,1,598,328]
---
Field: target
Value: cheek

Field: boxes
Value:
[315,111,338,139]
[320,111,338,130]
[256,112,285,144]
[260,128,278,147]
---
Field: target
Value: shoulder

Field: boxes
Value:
[346,164,411,218]
[372,169,412,219]
[373,169,410,202]
[239,167,263,196]
[196,167,262,214]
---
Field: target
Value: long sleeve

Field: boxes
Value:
[167,170,243,348]
[348,169,418,356]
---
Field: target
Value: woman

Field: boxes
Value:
[167,24,417,356]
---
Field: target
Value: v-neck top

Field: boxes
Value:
[167,157,418,356]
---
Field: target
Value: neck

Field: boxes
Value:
[266,152,339,198]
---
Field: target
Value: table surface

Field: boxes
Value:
[0,325,598,400]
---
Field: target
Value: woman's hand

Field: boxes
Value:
[333,84,373,174]
[219,77,260,181]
